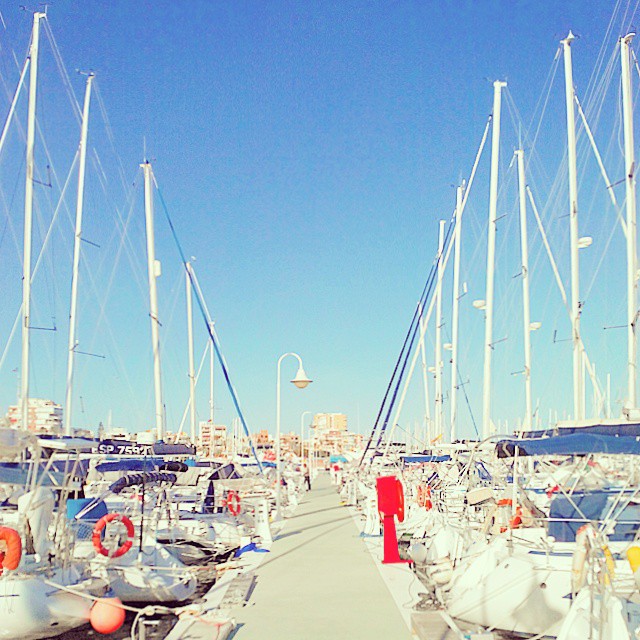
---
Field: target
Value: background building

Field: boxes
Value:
[199,421,227,455]
[7,398,63,432]
[312,413,347,432]
[311,412,361,458]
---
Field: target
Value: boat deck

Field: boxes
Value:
[228,473,415,639]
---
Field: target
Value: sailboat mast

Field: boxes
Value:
[561,32,584,421]
[434,219,445,440]
[20,12,44,432]
[64,73,94,436]
[450,183,464,442]
[515,149,533,430]
[186,262,197,443]
[482,79,506,439]
[418,302,431,444]
[142,161,165,440]
[621,33,638,410]
[209,321,215,426]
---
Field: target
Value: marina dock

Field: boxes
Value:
[228,473,414,639]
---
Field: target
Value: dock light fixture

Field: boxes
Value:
[292,366,312,389]
[276,352,312,519]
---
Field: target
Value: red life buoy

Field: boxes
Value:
[92,513,135,558]
[417,485,426,507]
[546,485,560,499]
[396,479,405,523]
[226,490,241,516]
[495,499,523,532]
[424,486,433,511]
[0,526,22,574]
[510,506,523,529]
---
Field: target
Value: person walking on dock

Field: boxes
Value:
[303,464,311,491]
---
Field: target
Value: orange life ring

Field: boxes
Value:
[396,479,405,522]
[495,499,523,532]
[226,490,241,516]
[92,513,135,558]
[424,486,433,511]
[509,506,523,529]
[0,526,22,574]
[417,485,426,507]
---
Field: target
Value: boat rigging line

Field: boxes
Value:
[152,178,264,474]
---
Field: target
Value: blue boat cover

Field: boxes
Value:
[475,461,492,481]
[49,459,91,479]
[241,461,276,468]
[526,423,640,439]
[95,459,164,473]
[108,471,178,493]
[208,463,242,481]
[549,490,640,542]
[496,434,640,458]
[0,462,66,486]
[401,455,452,464]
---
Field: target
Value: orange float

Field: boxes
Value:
[0,526,21,574]
[90,597,126,634]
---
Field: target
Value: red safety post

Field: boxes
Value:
[376,475,411,564]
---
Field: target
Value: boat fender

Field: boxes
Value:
[92,513,135,558]
[90,597,126,634]
[0,526,21,574]
[627,546,640,588]
[602,545,615,585]
[226,490,241,516]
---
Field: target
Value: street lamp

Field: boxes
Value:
[276,353,312,518]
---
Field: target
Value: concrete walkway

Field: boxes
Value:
[230,473,414,639]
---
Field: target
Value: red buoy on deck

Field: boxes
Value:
[90,597,126,634]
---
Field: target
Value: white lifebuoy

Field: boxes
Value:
[571,523,596,595]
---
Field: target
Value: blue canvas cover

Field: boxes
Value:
[527,423,640,439]
[95,459,164,473]
[496,434,640,458]
[401,455,451,464]
[548,490,640,542]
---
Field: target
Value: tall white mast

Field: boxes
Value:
[482,80,506,439]
[450,183,464,441]
[64,73,94,436]
[186,263,197,444]
[20,12,44,432]
[515,149,533,429]
[141,161,165,440]
[621,33,638,410]
[434,219,445,440]
[418,301,431,444]
[561,32,584,421]
[209,321,215,426]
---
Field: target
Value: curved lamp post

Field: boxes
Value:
[276,352,312,518]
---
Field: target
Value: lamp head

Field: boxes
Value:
[291,366,312,389]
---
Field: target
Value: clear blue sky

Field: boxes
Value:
[0,1,635,439]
